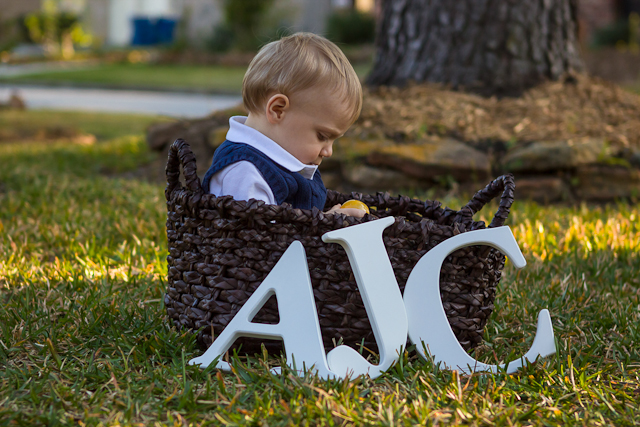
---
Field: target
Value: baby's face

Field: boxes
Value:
[275,86,353,166]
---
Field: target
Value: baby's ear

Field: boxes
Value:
[266,94,290,123]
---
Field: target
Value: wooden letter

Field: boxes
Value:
[188,241,334,378]
[403,226,556,374]
[322,217,408,378]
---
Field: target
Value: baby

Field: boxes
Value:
[201,32,365,217]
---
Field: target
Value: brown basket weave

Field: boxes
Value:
[164,139,515,354]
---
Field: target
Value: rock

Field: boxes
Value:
[319,171,343,190]
[342,163,423,191]
[574,165,640,201]
[8,93,25,110]
[629,149,640,168]
[502,138,606,172]
[146,106,243,152]
[208,126,229,150]
[334,136,392,160]
[324,136,393,173]
[318,156,342,172]
[367,138,491,183]
[515,176,569,203]
[0,92,26,110]
[147,118,223,171]
[147,121,186,151]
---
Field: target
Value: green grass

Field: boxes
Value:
[0,63,248,93]
[0,62,374,93]
[0,109,174,142]
[1,110,640,425]
[624,82,640,95]
[352,62,372,81]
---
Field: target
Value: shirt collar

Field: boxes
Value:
[226,116,317,180]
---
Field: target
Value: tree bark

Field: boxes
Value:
[367,0,584,96]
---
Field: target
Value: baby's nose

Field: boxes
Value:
[322,144,333,157]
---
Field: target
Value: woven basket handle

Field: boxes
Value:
[165,139,203,201]
[461,174,515,228]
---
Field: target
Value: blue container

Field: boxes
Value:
[155,18,177,44]
[132,17,155,45]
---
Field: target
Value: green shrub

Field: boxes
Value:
[223,0,275,51]
[326,9,375,45]
[21,0,92,58]
[591,19,631,48]
[0,18,21,53]
[207,22,235,53]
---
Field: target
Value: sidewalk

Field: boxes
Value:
[0,60,99,77]
[0,84,242,118]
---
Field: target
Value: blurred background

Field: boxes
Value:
[0,0,376,51]
[0,1,639,73]
[0,0,639,107]
[0,0,640,202]
[0,0,379,116]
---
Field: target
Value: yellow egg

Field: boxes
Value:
[341,199,370,214]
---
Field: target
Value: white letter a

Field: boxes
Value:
[188,241,334,378]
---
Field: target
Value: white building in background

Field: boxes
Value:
[86,0,184,47]
[90,0,373,47]
[0,0,375,48]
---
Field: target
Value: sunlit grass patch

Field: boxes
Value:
[0,140,165,287]
[0,109,174,142]
[507,202,640,260]
[1,115,640,424]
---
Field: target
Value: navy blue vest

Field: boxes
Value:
[201,141,327,210]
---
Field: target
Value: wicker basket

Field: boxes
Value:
[164,139,515,354]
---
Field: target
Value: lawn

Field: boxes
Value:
[625,81,640,95]
[1,110,640,425]
[0,109,174,142]
[0,63,248,93]
[0,62,374,94]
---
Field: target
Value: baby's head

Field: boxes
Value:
[242,32,363,166]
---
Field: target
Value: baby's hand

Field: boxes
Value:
[325,204,366,218]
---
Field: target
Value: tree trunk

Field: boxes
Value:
[367,0,584,96]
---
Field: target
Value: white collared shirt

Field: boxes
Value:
[208,116,318,204]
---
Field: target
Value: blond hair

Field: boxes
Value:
[242,32,363,124]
